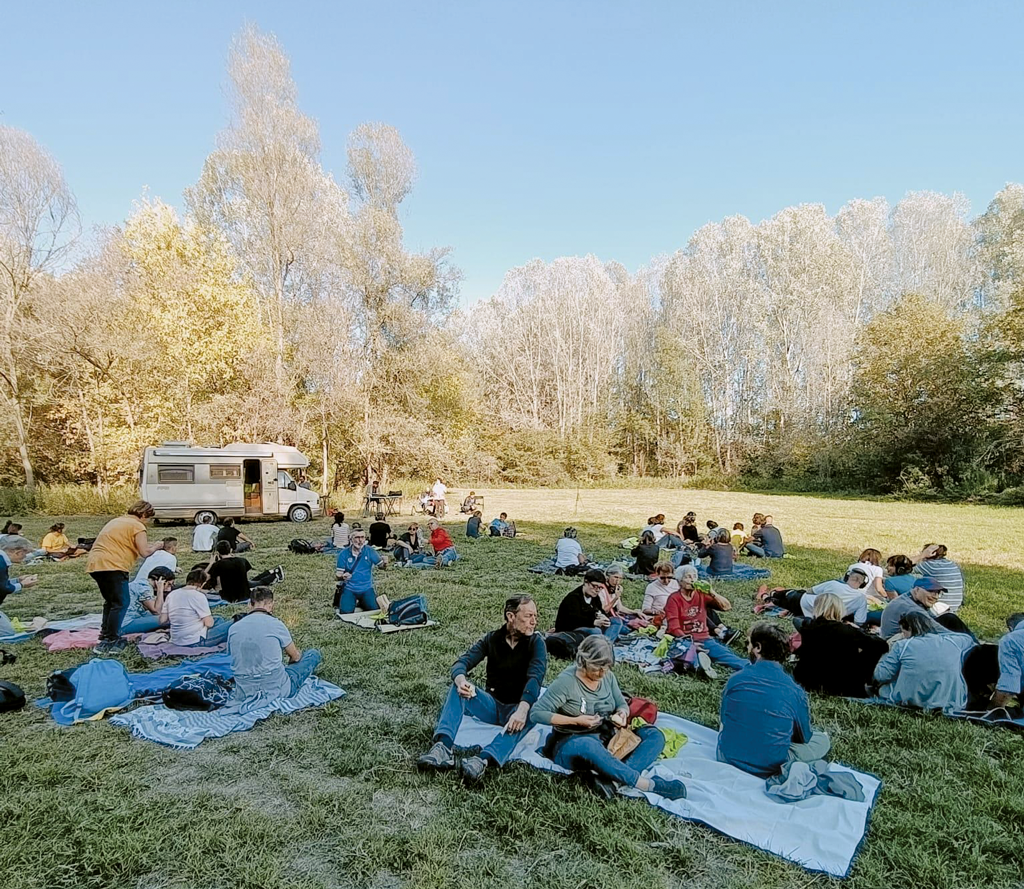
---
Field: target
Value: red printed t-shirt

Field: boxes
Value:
[665,589,715,640]
[430,527,455,553]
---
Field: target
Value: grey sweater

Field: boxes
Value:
[530,665,627,724]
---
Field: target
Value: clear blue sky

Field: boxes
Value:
[2,1,1022,304]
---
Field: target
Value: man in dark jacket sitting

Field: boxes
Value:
[418,595,546,783]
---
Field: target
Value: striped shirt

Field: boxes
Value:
[915,559,965,612]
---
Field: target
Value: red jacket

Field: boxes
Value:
[431,527,455,553]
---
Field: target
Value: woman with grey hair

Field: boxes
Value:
[671,562,740,645]
[0,535,39,637]
[530,635,687,800]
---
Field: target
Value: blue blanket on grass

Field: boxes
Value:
[454,711,879,879]
[697,563,771,582]
[110,677,345,749]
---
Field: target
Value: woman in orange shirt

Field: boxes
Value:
[87,500,165,652]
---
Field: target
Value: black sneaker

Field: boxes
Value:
[273,566,285,584]
[91,641,113,654]
[651,776,688,800]
[582,772,617,801]
[717,626,741,646]
[459,755,488,783]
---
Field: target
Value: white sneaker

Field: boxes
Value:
[696,650,718,680]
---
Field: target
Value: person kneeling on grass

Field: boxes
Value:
[159,567,231,648]
[717,622,831,777]
[418,595,546,782]
[529,635,687,801]
[228,585,321,701]
[427,519,458,567]
[664,567,746,675]
[335,528,386,614]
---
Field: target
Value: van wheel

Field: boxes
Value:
[289,505,311,524]
[194,510,218,525]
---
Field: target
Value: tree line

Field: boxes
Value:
[2,25,1024,500]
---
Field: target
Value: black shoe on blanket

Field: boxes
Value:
[417,741,455,771]
[651,776,688,800]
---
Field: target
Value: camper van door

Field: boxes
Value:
[261,459,280,515]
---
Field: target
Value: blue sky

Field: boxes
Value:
[2,1,1022,304]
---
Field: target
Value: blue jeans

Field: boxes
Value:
[554,724,665,786]
[743,543,766,558]
[433,684,526,766]
[339,586,379,613]
[120,614,162,635]
[183,616,231,648]
[286,649,322,696]
[604,616,626,642]
[437,547,458,567]
[701,637,748,671]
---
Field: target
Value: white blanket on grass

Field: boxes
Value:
[454,711,879,878]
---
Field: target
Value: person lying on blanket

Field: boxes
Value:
[871,612,976,713]
[335,528,386,614]
[768,568,870,626]
[418,595,546,783]
[529,634,688,801]
[555,569,622,641]
[0,535,39,638]
[121,566,175,634]
[664,568,746,673]
[427,520,459,567]
[205,541,283,603]
[159,567,232,648]
[717,622,831,777]
[227,585,322,701]
[992,613,1024,709]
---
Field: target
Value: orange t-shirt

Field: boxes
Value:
[86,515,147,573]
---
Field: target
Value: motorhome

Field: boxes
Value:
[140,443,321,524]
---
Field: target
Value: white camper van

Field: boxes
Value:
[140,443,321,524]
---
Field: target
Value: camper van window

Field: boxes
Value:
[210,465,242,480]
[157,465,195,484]
[278,470,298,492]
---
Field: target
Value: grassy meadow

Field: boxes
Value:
[1,487,1023,889]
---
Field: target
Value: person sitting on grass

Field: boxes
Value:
[466,510,483,539]
[602,563,643,623]
[205,541,283,602]
[677,513,700,544]
[794,593,889,698]
[392,522,424,563]
[747,514,785,558]
[912,544,965,613]
[718,622,831,777]
[133,537,179,586]
[664,567,746,673]
[554,527,588,574]
[159,567,231,648]
[872,612,976,713]
[418,595,546,783]
[698,527,735,577]
[882,554,916,598]
[40,523,88,559]
[555,569,615,638]
[630,530,661,576]
[768,568,870,626]
[878,577,974,640]
[368,513,393,549]
[674,564,740,645]
[642,562,678,618]
[0,535,39,638]
[330,512,351,550]
[991,613,1024,709]
[192,515,219,553]
[216,517,254,554]
[489,512,512,537]
[530,635,688,801]
[121,566,175,635]
[334,528,386,614]
[460,491,479,514]
[227,585,322,701]
[730,523,747,553]
[427,519,459,567]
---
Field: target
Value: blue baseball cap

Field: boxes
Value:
[913,577,946,592]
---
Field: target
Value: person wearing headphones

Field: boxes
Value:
[554,527,588,574]
[767,566,870,626]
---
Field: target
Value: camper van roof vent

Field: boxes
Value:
[159,441,192,447]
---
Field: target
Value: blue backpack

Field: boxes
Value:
[387,595,429,626]
[53,658,133,725]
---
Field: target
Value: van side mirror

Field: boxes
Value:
[288,481,297,492]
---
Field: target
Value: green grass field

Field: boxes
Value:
[2,488,1023,889]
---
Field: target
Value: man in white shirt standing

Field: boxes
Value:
[430,478,448,516]
[192,517,219,553]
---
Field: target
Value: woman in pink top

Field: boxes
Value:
[642,563,679,617]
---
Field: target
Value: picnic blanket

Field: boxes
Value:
[1,613,103,644]
[109,677,344,749]
[453,712,879,879]
[614,635,663,669]
[130,652,234,697]
[336,609,438,633]
[527,558,628,577]
[137,633,226,659]
[43,628,103,651]
[697,563,771,582]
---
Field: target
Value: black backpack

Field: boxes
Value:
[0,680,26,712]
[162,674,235,711]
[288,538,317,555]
[544,630,586,660]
